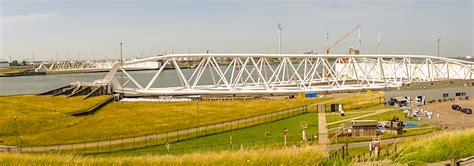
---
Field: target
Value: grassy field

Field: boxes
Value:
[0,66,31,75]
[0,95,329,146]
[0,146,325,165]
[354,109,418,122]
[0,95,111,143]
[327,109,437,144]
[2,128,473,165]
[327,109,416,130]
[330,128,474,164]
[107,112,319,156]
[394,128,474,164]
[330,127,438,144]
[325,105,394,124]
[323,91,385,111]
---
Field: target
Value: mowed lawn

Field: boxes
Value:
[0,95,329,146]
[324,91,385,111]
[325,105,394,124]
[109,112,319,156]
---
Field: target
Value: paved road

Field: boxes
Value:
[421,100,474,129]
[317,111,329,156]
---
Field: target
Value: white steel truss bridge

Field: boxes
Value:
[36,59,160,72]
[99,54,474,95]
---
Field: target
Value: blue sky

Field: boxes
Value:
[1,0,472,61]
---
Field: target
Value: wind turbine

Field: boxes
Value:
[325,32,329,47]
[357,28,362,50]
[277,20,283,54]
[377,34,381,54]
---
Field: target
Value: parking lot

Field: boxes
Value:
[421,100,474,129]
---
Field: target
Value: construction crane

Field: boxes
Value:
[323,24,361,54]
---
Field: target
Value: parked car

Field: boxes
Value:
[461,108,472,114]
[452,104,462,111]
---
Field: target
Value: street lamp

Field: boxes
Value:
[437,38,442,57]
[13,116,19,152]
[196,101,199,136]
[120,43,124,84]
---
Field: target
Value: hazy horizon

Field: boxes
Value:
[1,0,473,61]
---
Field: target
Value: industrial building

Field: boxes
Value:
[385,79,474,103]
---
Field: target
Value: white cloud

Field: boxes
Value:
[2,13,59,26]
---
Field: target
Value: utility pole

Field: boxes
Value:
[437,38,442,57]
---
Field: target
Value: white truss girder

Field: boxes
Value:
[101,54,474,95]
[36,59,160,72]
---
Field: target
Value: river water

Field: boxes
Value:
[0,68,236,95]
[0,63,319,95]
[1,72,107,95]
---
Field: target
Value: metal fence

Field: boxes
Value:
[107,134,315,156]
[4,97,384,155]
[329,141,399,162]
[10,104,313,154]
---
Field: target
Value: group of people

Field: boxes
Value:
[402,107,434,122]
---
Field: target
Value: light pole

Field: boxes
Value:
[196,101,200,136]
[14,116,19,152]
[437,38,442,57]
[120,43,124,84]
[18,136,22,152]
[120,43,123,67]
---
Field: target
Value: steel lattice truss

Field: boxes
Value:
[36,60,159,72]
[101,54,474,95]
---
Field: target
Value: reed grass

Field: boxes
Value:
[0,145,325,165]
[394,128,474,164]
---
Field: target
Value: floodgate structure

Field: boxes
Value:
[48,53,474,96]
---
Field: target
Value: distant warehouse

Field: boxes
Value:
[0,61,9,68]
[385,79,474,103]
